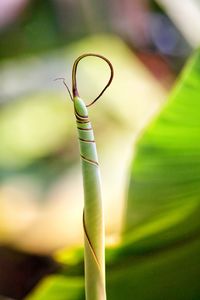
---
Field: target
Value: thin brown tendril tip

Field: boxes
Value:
[54,77,73,101]
[72,53,114,107]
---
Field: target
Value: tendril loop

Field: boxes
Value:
[55,53,114,107]
[72,53,114,107]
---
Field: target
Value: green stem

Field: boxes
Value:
[75,96,106,299]
[67,54,113,300]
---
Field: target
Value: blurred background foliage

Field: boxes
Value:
[0,0,200,299]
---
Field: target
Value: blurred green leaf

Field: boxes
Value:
[120,49,200,298]
[26,48,200,300]
[0,93,72,168]
[125,49,200,248]
[26,275,84,300]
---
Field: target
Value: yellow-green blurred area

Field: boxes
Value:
[1,0,200,299]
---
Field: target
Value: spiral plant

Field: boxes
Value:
[57,54,114,300]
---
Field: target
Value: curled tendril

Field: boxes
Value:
[55,53,114,107]
[72,53,114,107]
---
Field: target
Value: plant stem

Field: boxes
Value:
[75,96,106,300]
[62,53,113,300]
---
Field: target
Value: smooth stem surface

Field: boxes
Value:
[68,52,113,300]
[74,96,106,300]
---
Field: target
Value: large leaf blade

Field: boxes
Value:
[125,49,200,250]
